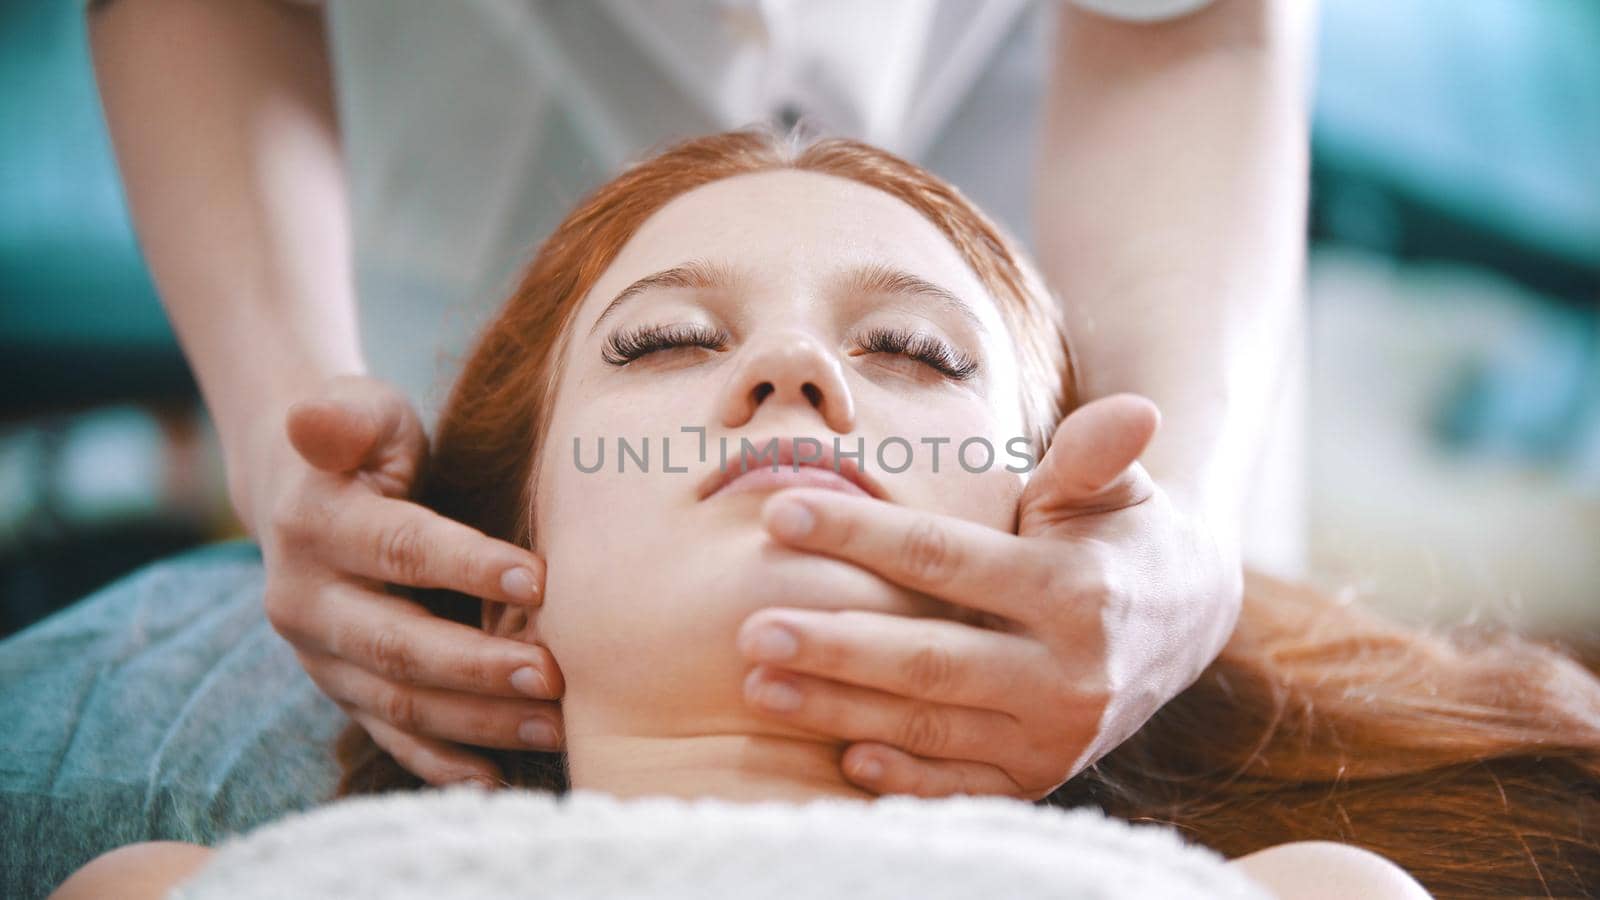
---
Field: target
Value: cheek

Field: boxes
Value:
[531,373,693,547]
[857,395,1027,533]
[528,397,709,693]
[530,468,676,725]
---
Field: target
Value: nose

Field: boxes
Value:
[715,330,856,433]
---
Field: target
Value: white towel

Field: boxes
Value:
[172,786,1272,899]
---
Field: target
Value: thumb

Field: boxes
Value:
[286,375,428,480]
[1021,393,1161,518]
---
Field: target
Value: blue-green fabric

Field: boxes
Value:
[0,542,344,900]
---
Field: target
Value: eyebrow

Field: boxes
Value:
[588,259,741,335]
[587,258,984,335]
[836,262,985,333]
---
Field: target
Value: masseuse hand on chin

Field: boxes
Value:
[251,375,562,787]
[737,393,1243,799]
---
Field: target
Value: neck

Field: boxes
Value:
[566,730,873,803]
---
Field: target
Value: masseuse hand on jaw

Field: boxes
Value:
[737,393,1235,798]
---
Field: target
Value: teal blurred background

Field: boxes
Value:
[1,1,1596,639]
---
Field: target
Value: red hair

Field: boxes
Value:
[338,128,1600,898]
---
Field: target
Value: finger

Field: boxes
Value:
[841,742,1025,798]
[741,665,1023,769]
[321,492,546,605]
[301,584,563,698]
[1021,393,1160,519]
[311,650,564,751]
[736,607,1053,712]
[347,708,504,787]
[760,488,1055,625]
[287,375,427,480]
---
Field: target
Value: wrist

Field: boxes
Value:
[224,399,297,540]
[1150,471,1245,568]
[222,370,363,538]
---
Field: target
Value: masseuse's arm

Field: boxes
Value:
[1039,0,1311,549]
[1032,2,1311,757]
[88,0,562,785]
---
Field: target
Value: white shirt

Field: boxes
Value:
[319,0,1212,419]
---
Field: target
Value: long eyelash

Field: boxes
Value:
[602,323,730,366]
[857,326,979,380]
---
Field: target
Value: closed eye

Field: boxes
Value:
[602,323,730,366]
[852,326,979,380]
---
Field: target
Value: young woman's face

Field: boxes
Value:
[527,169,1031,740]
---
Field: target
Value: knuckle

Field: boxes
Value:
[898,519,958,583]
[263,580,321,648]
[1025,562,1075,628]
[293,651,335,693]
[896,703,950,755]
[379,686,422,733]
[901,643,957,697]
[1056,685,1114,757]
[267,483,328,550]
[377,520,428,585]
[369,627,419,683]
[1017,766,1059,800]
[1066,669,1114,716]
[1022,548,1061,608]
[1019,731,1067,777]
[1092,568,1128,609]
[261,578,297,633]
[460,654,498,694]
[266,489,306,542]
[1037,568,1121,633]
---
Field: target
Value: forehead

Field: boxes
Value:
[575,169,1002,327]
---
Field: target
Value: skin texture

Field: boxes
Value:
[51,169,1421,900]
[87,0,1303,791]
[524,170,1030,800]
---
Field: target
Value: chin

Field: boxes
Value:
[540,524,945,740]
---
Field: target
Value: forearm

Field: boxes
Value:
[89,0,363,529]
[1035,0,1314,544]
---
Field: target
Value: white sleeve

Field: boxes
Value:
[1066,0,1218,23]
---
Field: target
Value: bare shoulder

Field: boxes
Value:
[1227,840,1433,900]
[50,841,214,900]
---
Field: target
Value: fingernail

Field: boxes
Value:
[501,567,540,602]
[744,624,798,662]
[765,498,815,540]
[519,717,560,749]
[853,757,884,782]
[754,677,803,712]
[510,666,551,699]
[463,776,498,791]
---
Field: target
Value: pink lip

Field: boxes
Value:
[697,436,886,501]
